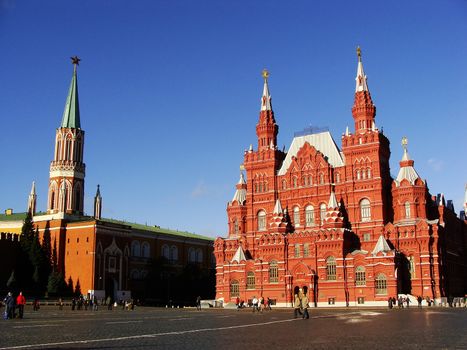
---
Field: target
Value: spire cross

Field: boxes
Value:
[356,46,362,62]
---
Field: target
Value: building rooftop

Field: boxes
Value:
[0,212,213,241]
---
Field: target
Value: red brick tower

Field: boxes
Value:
[47,57,85,215]
[341,47,392,246]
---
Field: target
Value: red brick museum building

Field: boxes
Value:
[214,50,467,307]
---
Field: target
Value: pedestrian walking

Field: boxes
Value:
[417,296,422,308]
[293,293,302,318]
[252,296,258,312]
[16,292,26,319]
[196,296,201,310]
[387,297,393,309]
[301,293,309,319]
[4,292,15,319]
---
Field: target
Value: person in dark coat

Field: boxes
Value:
[4,292,15,319]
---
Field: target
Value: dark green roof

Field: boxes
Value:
[0,212,213,241]
[100,218,214,241]
[61,66,81,129]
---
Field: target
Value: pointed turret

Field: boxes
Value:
[273,198,283,215]
[231,172,247,205]
[61,56,81,129]
[94,184,102,220]
[27,181,37,215]
[47,57,86,216]
[371,234,392,256]
[269,199,288,233]
[256,69,278,151]
[395,137,424,186]
[324,192,344,228]
[352,47,376,133]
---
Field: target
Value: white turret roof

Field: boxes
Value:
[273,199,283,215]
[395,149,423,186]
[231,245,247,263]
[328,191,339,209]
[278,131,344,176]
[231,173,247,204]
[260,74,272,111]
[371,235,392,256]
[30,181,36,195]
[355,53,369,92]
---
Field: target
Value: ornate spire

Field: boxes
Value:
[94,184,102,220]
[351,47,376,133]
[355,46,369,92]
[261,69,272,111]
[256,69,278,151]
[231,171,247,205]
[61,56,81,129]
[27,181,37,215]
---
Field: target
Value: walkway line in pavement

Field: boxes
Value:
[105,320,144,325]
[12,324,61,329]
[0,318,300,350]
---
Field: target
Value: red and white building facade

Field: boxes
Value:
[214,50,467,307]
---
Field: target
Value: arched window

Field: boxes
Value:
[293,177,297,188]
[170,246,178,262]
[319,173,324,184]
[356,170,361,180]
[258,182,262,193]
[74,186,81,212]
[309,175,312,186]
[360,199,371,222]
[230,280,240,297]
[294,244,300,258]
[56,137,61,160]
[131,241,141,257]
[141,242,150,258]
[247,272,255,289]
[305,205,315,226]
[293,206,300,226]
[162,244,170,259]
[188,247,196,262]
[404,202,411,219]
[335,172,340,183]
[65,137,72,160]
[367,168,371,179]
[269,261,279,283]
[409,256,415,278]
[130,269,140,280]
[303,243,310,257]
[375,273,387,295]
[320,203,327,224]
[51,191,56,210]
[355,266,366,286]
[326,256,336,280]
[303,176,307,186]
[233,218,239,235]
[196,248,203,263]
[282,180,287,190]
[257,210,266,231]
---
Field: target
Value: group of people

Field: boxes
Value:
[235,296,273,312]
[293,288,309,319]
[2,291,26,319]
[387,295,435,309]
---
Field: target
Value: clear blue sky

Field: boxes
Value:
[1,0,466,238]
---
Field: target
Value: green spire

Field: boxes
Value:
[61,56,81,129]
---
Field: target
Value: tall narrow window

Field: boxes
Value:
[161,244,169,259]
[230,280,240,297]
[404,202,411,219]
[409,256,415,278]
[305,205,315,226]
[360,199,371,222]
[375,273,387,295]
[141,242,150,258]
[293,177,297,188]
[336,172,340,183]
[170,246,178,262]
[258,211,266,231]
[320,203,327,224]
[269,261,279,283]
[294,244,300,257]
[293,207,300,226]
[233,218,239,235]
[247,272,255,289]
[326,256,336,280]
[282,180,287,190]
[303,243,310,257]
[355,266,366,286]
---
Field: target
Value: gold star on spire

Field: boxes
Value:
[262,68,270,81]
[357,46,362,62]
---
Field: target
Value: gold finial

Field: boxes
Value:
[239,164,245,171]
[356,46,362,62]
[262,68,270,81]
[401,136,408,150]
